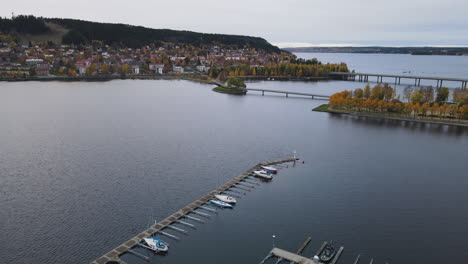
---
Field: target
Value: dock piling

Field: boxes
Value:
[191,210,211,218]
[126,249,150,262]
[175,220,197,229]
[166,225,188,235]
[295,236,312,254]
[353,254,361,264]
[184,215,205,224]
[157,231,180,241]
[199,205,218,214]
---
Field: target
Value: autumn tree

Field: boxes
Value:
[411,89,424,104]
[354,88,364,99]
[435,87,450,103]
[452,88,468,104]
[363,84,371,99]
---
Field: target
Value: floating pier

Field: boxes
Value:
[261,239,344,264]
[91,157,298,264]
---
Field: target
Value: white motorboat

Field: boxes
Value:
[214,194,237,204]
[210,199,234,208]
[143,236,169,253]
[253,170,273,179]
[261,166,278,174]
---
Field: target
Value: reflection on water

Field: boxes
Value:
[329,113,468,136]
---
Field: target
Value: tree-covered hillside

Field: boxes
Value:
[0,15,281,53]
[0,15,50,35]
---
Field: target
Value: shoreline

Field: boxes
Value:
[313,104,468,127]
[0,75,330,83]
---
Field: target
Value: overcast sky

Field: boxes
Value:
[2,0,468,47]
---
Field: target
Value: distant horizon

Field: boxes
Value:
[2,0,468,48]
[275,43,468,49]
[2,14,468,49]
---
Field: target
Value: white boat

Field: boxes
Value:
[210,199,234,208]
[143,236,169,253]
[214,194,237,204]
[253,170,273,179]
[261,166,278,174]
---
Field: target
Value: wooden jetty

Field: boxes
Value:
[329,72,468,89]
[91,157,298,264]
[245,88,330,99]
[270,248,316,264]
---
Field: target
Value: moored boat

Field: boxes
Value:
[143,236,169,253]
[253,170,273,179]
[214,194,237,204]
[261,165,278,174]
[319,243,336,262]
[210,199,234,208]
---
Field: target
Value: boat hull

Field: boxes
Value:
[253,170,273,179]
[214,194,237,204]
[210,199,234,208]
[143,237,169,253]
[261,166,278,174]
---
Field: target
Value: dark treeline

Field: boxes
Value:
[0,15,281,52]
[0,15,50,34]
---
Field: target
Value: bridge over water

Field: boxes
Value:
[245,88,330,99]
[329,72,468,89]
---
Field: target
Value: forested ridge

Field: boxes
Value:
[0,15,281,52]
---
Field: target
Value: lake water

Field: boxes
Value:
[0,54,467,264]
[297,52,468,88]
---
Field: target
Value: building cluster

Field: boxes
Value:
[0,40,289,78]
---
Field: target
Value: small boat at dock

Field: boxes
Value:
[214,194,237,204]
[210,199,234,208]
[261,165,278,174]
[143,236,169,253]
[319,243,336,262]
[253,170,273,179]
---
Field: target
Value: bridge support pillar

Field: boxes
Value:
[262,91,264,96]
[311,95,314,99]
[286,93,288,98]
[439,80,442,87]
[398,77,401,85]
[395,77,398,85]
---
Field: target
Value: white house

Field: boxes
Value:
[173,66,184,73]
[196,65,210,73]
[130,64,140,75]
[149,63,164,74]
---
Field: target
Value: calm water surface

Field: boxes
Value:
[1,55,467,264]
[297,52,468,87]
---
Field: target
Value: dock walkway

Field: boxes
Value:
[91,157,298,264]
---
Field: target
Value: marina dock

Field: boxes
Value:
[91,157,298,264]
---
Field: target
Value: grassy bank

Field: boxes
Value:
[312,104,330,112]
[313,104,468,127]
[212,86,247,95]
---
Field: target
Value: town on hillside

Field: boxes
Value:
[0,36,349,81]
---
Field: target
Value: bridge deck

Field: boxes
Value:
[329,72,468,82]
[90,157,298,264]
[245,88,330,98]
